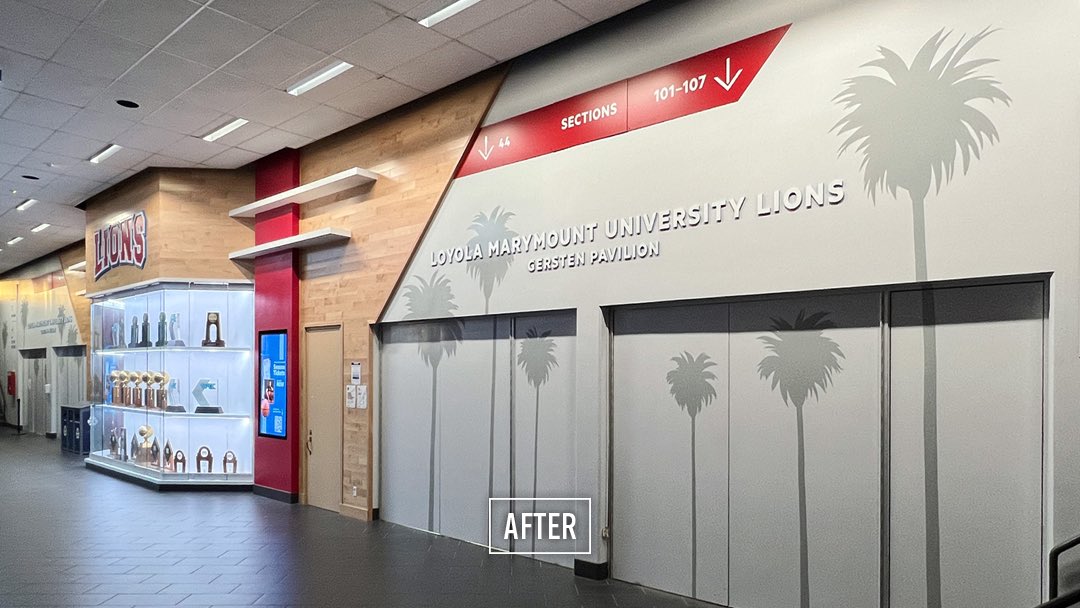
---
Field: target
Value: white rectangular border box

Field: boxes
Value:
[487,497,592,555]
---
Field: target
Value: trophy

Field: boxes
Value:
[136,425,155,465]
[196,446,213,473]
[167,313,185,347]
[140,371,153,409]
[163,440,174,471]
[110,321,121,349]
[174,450,186,473]
[128,316,139,348]
[130,371,143,408]
[155,312,167,347]
[109,370,122,405]
[150,438,161,467]
[202,312,224,347]
[109,428,119,457]
[139,313,151,348]
[120,427,128,461]
[165,377,185,413]
[223,451,238,474]
[130,435,140,463]
[149,372,166,410]
[116,371,131,406]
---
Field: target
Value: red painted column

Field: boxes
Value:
[253,149,301,501]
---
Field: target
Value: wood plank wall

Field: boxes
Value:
[297,69,505,518]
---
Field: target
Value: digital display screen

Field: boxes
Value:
[258,331,287,439]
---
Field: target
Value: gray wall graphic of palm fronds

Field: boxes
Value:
[833,29,1007,608]
[402,272,464,532]
[758,310,844,608]
[466,207,517,501]
[666,351,718,598]
[517,327,558,552]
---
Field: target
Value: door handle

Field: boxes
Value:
[307,430,313,455]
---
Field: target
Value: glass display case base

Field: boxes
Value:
[85,455,253,491]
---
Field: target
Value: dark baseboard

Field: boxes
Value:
[371,507,379,520]
[85,460,252,492]
[254,484,299,503]
[45,432,57,439]
[1,422,24,431]
[574,559,609,580]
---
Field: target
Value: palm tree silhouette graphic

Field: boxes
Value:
[833,28,1008,608]
[402,272,463,531]
[466,207,517,501]
[517,327,558,552]
[758,310,844,608]
[665,351,718,598]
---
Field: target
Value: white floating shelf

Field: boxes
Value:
[229,166,378,218]
[228,227,351,261]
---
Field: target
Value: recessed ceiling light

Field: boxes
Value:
[89,144,122,164]
[286,61,353,96]
[7,237,23,245]
[116,99,140,109]
[16,198,37,211]
[30,223,49,233]
[46,162,62,169]
[67,261,87,272]
[418,0,483,27]
[21,174,39,180]
[202,118,249,142]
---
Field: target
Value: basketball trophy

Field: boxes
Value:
[139,313,151,347]
[223,451,238,474]
[130,371,143,408]
[202,312,224,347]
[167,313,185,346]
[140,371,153,409]
[116,371,131,405]
[155,312,167,347]
[196,446,213,473]
[109,370,122,405]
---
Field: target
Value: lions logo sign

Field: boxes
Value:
[93,211,148,279]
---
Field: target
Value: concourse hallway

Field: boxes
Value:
[0,433,704,608]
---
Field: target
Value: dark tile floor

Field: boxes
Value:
[0,430,714,608]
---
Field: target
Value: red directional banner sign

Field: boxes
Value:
[457,24,790,178]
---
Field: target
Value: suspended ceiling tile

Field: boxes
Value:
[87,82,174,122]
[47,174,106,196]
[19,0,101,21]
[223,34,328,88]
[0,144,33,166]
[0,118,54,149]
[335,16,450,75]
[210,0,320,31]
[3,165,60,186]
[373,0,428,12]
[325,76,423,120]
[160,8,269,69]
[386,40,496,93]
[61,110,137,143]
[141,98,223,134]
[143,154,195,169]
[232,88,319,127]
[86,0,201,47]
[0,48,45,93]
[558,0,651,22]
[460,0,590,62]
[118,51,214,99]
[112,123,188,155]
[183,71,272,115]
[237,128,313,155]
[0,90,16,116]
[23,62,109,108]
[277,104,360,140]
[2,94,80,130]
[38,132,108,160]
[20,149,83,174]
[279,60,378,104]
[278,0,396,54]
[0,1,79,59]
[410,0,532,39]
[203,146,262,169]
[51,25,152,81]
[165,136,228,164]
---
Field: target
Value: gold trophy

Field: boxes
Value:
[137,425,154,465]
[141,371,154,409]
[130,371,143,408]
[117,371,131,406]
[109,370,122,405]
[159,372,171,410]
[149,371,167,410]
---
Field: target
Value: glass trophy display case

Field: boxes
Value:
[85,281,254,487]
